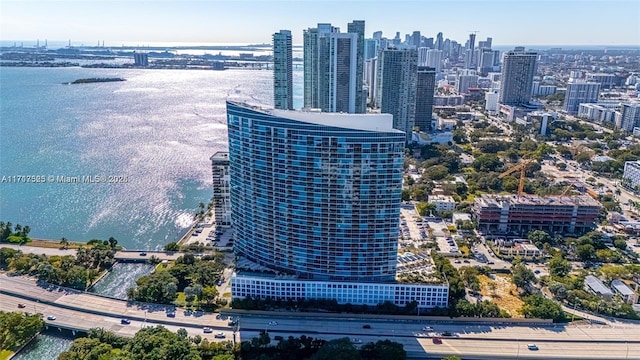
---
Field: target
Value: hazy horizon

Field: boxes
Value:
[2,1,638,47]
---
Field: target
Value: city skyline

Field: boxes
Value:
[2,0,639,47]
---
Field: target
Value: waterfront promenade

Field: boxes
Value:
[1,274,640,359]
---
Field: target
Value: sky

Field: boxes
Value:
[1,0,639,47]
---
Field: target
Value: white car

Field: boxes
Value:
[47,315,56,320]
[215,332,226,338]
[422,326,433,331]
[527,343,538,350]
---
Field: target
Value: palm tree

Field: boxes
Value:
[22,225,30,237]
[60,237,69,249]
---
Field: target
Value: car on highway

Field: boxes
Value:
[268,321,278,326]
[47,315,56,320]
[214,332,226,338]
[362,324,371,329]
[203,327,213,333]
[215,313,221,320]
[441,331,453,337]
[120,318,131,325]
[17,303,26,308]
[166,310,176,317]
[351,338,362,344]
[139,252,147,256]
[432,337,442,344]
[527,343,538,350]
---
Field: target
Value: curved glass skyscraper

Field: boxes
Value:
[227,101,405,282]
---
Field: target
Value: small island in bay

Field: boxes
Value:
[65,77,126,84]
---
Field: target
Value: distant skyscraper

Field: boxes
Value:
[273,30,293,110]
[456,74,479,94]
[477,48,495,75]
[133,52,148,67]
[423,37,434,49]
[348,20,366,113]
[303,23,363,113]
[411,31,421,49]
[415,66,436,132]
[467,33,476,68]
[564,80,601,114]
[377,48,418,142]
[364,38,379,60]
[372,30,383,40]
[426,49,443,73]
[417,47,429,66]
[435,32,444,51]
[499,50,538,106]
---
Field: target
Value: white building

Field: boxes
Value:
[577,103,618,123]
[564,80,601,114]
[584,275,613,300]
[430,195,456,213]
[456,74,478,94]
[426,49,443,73]
[231,273,449,309]
[623,161,640,189]
[485,90,499,113]
[620,102,640,133]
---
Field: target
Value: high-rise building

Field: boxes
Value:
[499,50,538,106]
[467,33,476,68]
[210,151,231,227]
[415,66,436,132]
[348,20,366,113]
[563,80,601,114]
[365,57,378,105]
[273,30,293,110]
[377,48,418,142]
[456,74,479,94]
[133,52,148,67]
[411,31,421,49]
[364,38,379,60]
[425,49,443,73]
[227,101,449,308]
[372,30,383,40]
[423,37,434,49]
[435,32,444,51]
[620,102,640,132]
[477,48,495,75]
[303,23,363,113]
[417,47,428,66]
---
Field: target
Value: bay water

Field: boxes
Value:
[0,66,302,250]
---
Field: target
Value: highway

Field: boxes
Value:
[2,274,640,359]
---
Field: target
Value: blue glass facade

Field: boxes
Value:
[226,102,405,282]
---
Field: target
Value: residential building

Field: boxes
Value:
[347,20,366,113]
[425,49,443,73]
[364,38,378,60]
[496,240,542,257]
[430,195,456,213]
[477,48,495,75]
[563,80,601,114]
[623,161,640,189]
[577,103,618,123]
[456,74,478,94]
[210,151,231,227]
[376,48,418,142]
[273,30,293,110]
[584,275,614,300]
[485,90,500,113]
[226,101,448,309]
[303,22,363,113]
[473,194,601,236]
[365,57,378,106]
[415,66,436,132]
[499,50,538,106]
[133,52,148,67]
[586,73,616,90]
[620,102,640,133]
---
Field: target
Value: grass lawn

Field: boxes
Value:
[0,350,13,360]
[28,239,84,249]
[478,274,524,318]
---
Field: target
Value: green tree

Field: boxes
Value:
[511,263,535,289]
[548,254,572,278]
[0,311,44,351]
[520,294,566,322]
[577,244,596,261]
[360,339,406,360]
[108,236,118,249]
[312,337,360,360]
[528,230,552,248]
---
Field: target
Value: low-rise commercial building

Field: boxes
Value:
[473,194,601,236]
[430,195,456,213]
[611,279,638,305]
[585,275,613,300]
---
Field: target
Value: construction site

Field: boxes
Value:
[472,159,603,237]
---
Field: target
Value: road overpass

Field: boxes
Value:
[2,275,640,359]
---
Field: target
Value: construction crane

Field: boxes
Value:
[499,159,534,197]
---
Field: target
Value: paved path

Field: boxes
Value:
[0,243,184,261]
